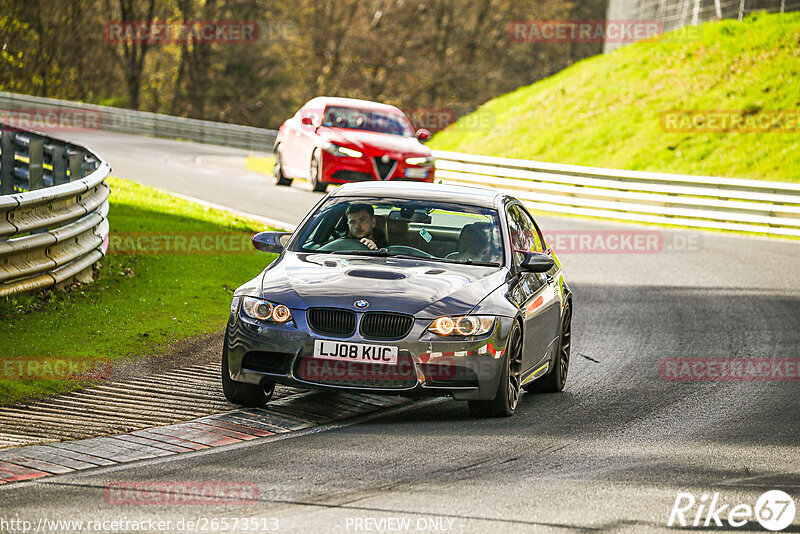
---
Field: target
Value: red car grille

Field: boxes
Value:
[373,157,397,180]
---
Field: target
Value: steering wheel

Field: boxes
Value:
[318,237,370,252]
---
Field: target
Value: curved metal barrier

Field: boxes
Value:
[433,150,800,237]
[3,91,798,238]
[0,123,110,296]
[0,91,276,151]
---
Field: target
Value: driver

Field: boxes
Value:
[345,203,387,250]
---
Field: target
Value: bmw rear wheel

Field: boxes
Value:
[469,321,523,418]
[274,145,292,186]
[222,339,275,406]
[524,303,571,393]
[310,149,327,192]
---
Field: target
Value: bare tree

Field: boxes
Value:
[104,0,159,110]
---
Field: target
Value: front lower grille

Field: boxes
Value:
[294,352,417,389]
[241,351,293,375]
[419,363,479,388]
[373,157,397,180]
[359,312,414,340]
[307,308,356,336]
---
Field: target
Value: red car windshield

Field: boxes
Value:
[321,106,413,136]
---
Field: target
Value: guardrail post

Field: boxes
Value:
[28,136,44,190]
[51,144,68,185]
[1,129,14,194]
[68,151,83,181]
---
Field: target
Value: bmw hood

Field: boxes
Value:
[256,253,507,318]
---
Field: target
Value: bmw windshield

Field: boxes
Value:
[292,197,504,266]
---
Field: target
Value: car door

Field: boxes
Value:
[525,207,564,361]
[280,109,303,177]
[506,204,561,375]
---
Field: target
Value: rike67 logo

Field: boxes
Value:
[668,490,796,531]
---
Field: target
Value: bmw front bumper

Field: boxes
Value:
[224,306,513,401]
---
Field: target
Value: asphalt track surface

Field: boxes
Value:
[2,131,799,533]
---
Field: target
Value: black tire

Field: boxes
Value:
[222,340,274,406]
[310,149,327,192]
[523,304,572,393]
[274,145,292,186]
[468,321,523,418]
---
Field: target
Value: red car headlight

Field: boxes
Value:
[405,156,435,167]
[323,143,362,158]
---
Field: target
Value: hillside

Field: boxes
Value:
[430,12,800,182]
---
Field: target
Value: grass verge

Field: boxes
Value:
[0,177,276,405]
[431,12,800,183]
[245,155,275,177]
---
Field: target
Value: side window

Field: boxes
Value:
[527,211,545,253]
[508,205,544,262]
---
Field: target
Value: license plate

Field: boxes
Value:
[405,168,429,179]
[313,340,398,366]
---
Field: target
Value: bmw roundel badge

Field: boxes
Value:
[354,300,369,309]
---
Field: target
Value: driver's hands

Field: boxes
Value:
[360,238,377,250]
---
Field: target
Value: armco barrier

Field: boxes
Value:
[3,91,798,238]
[0,91,276,151]
[432,150,800,238]
[0,123,110,296]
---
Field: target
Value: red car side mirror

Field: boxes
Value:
[301,117,314,126]
[415,128,432,142]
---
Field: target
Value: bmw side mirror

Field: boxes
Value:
[518,251,554,273]
[252,232,292,253]
[415,128,432,142]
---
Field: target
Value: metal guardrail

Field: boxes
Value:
[0,123,110,296]
[0,92,277,151]
[3,91,797,238]
[432,150,800,237]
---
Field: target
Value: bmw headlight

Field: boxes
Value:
[322,143,362,158]
[427,316,495,336]
[405,156,435,167]
[241,297,293,323]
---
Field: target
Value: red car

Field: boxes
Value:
[273,97,435,192]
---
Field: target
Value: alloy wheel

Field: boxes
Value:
[507,324,523,410]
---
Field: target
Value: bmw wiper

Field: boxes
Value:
[337,248,394,257]
[438,258,501,267]
[335,249,430,261]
